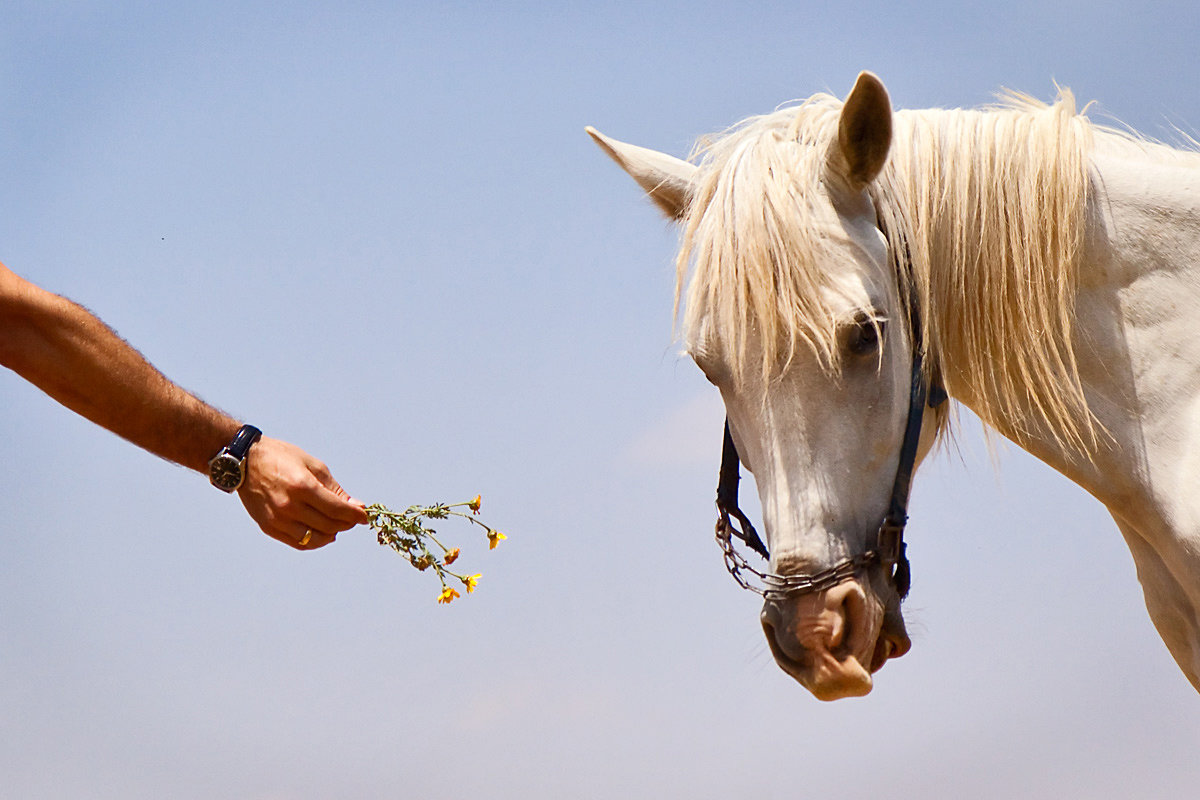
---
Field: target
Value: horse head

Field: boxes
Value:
[590,73,937,700]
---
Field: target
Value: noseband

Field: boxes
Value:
[714,261,946,602]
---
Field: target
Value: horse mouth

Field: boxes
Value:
[760,616,814,676]
[760,616,875,700]
[758,580,909,701]
[869,636,895,673]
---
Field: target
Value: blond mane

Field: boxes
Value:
[677,89,1100,455]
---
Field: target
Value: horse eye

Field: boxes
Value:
[847,316,884,356]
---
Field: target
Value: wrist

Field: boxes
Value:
[208,424,262,492]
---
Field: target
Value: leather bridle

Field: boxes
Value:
[713,250,946,602]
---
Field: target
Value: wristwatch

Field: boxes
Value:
[208,424,262,492]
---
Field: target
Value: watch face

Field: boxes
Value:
[209,453,244,491]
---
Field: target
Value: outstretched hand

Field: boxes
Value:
[236,435,369,549]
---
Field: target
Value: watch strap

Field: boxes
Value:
[226,424,262,460]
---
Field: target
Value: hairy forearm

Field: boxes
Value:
[0,267,237,472]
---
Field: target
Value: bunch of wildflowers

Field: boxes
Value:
[366,495,506,604]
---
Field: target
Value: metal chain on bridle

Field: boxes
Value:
[716,486,885,601]
[712,239,946,602]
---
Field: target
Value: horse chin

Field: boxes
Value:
[760,579,909,701]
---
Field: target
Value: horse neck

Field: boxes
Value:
[979,135,1200,530]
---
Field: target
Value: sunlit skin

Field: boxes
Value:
[0,260,368,547]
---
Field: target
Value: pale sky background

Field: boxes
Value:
[3,2,1200,798]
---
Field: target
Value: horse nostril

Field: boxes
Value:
[760,612,812,673]
[760,582,870,662]
[760,585,881,700]
[823,581,869,655]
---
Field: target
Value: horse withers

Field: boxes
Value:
[590,72,1200,700]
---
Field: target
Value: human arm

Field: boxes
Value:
[0,261,368,547]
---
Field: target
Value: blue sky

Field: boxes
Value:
[3,2,1200,798]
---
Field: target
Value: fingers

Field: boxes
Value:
[238,435,368,550]
[309,480,370,526]
[260,523,336,551]
[306,457,370,525]
[290,496,359,538]
[295,526,336,551]
[249,490,358,549]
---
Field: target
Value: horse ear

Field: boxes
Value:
[586,126,696,220]
[836,72,892,186]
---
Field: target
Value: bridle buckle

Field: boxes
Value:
[876,519,905,567]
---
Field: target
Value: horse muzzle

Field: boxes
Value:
[760,579,911,701]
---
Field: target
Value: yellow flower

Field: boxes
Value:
[463,574,481,593]
[437,586,460,604]
[443,547,460,565]
[487,529,507,550]
[469,494,482,514]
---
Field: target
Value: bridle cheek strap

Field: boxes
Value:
[875,337,932,598]
[716,421,769,560]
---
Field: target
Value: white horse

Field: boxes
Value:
[588,72,1200,701]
